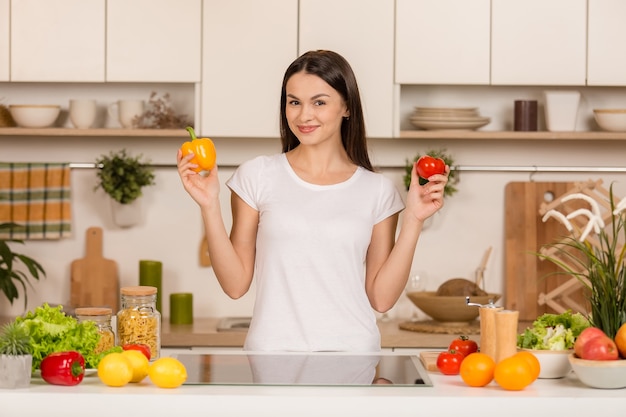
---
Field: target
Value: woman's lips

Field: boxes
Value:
[298,125,317,134]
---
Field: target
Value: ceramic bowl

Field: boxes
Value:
[593,109,626,132]
[406,291,501,323]
[568,353,626,389]
[521,349,572,379]
[9,104,60,128]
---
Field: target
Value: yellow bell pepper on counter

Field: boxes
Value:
[181,126,217,172]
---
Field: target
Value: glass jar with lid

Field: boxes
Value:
[75,307,115,354]
[117,286,161,360]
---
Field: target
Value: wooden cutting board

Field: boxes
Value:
[70,226,119,311]
[504,181,587,321]
[419,351,442,372]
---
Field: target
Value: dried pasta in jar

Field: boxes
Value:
[117,286,161,359]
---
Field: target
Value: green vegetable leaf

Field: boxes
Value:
[517,310,590,350]
[15,303,102,370]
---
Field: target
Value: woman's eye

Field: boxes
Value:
[314,100,326,106]
[288,100,300,106]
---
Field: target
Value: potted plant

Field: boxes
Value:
[538,184,626,339]
[0,321,33,389]
[94,149,156,227]
[0,223,46,310]
[403,148,459,197]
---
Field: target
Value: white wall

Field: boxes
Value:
[2,83,626,321]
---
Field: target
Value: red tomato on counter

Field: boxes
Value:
[416,155,446,179]
[449,335,478,358]
[122,343,151,360]
[436,349,465,375]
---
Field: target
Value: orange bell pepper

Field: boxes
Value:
[181,126,216,172]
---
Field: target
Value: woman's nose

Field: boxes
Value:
[299,104,314,121]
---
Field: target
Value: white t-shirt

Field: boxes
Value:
[226,153,405,352]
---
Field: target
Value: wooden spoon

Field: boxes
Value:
[475,246,492,290]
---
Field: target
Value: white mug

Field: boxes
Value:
[69,99,97,129]
[108,100,144,128]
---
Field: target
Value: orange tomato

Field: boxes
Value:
[494,354,535,391]
[459,353,496,387]
[514,351,540,381]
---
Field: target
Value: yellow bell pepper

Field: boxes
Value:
[181,126,216,172]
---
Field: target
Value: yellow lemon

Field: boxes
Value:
[97,352,133,387]
[121,349,150,383]
[148,357,188,388]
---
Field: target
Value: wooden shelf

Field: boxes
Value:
[399,130,626,140]
[2,127,625,141]
[0,128,187,137]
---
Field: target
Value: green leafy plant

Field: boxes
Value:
[538,184,626,339]
[0,321,31,355]
[0,223,45,310]
[94,149,156,204]
[403,148,459,197]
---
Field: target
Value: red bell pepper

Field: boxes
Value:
[40,351,85,386]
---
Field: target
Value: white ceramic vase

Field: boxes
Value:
[111,198,142,228]
[543,90,581,132]
[0,354,32,389]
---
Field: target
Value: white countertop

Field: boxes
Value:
[2,349,626,417]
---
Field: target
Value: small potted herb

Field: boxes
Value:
[0,222,45,310]
[0,321,33,389]
[94,149,156,227]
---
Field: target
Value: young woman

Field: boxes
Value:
[177,50,448,352]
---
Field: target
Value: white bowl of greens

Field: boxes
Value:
[517,311,590,379]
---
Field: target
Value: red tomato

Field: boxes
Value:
[449,335,478,358]
[122,343,151,360]
[416,155,446,179]
[436,349,464,375]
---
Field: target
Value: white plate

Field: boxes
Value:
[411,118,490,131]
[32,368,97,378]
[411,116,490,123]
[414,106,478,112]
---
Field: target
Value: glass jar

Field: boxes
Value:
[117,286,161,360]
[75,307,115,355]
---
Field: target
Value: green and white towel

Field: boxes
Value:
[0,162,72,240]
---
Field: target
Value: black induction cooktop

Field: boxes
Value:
[173,352,432,387]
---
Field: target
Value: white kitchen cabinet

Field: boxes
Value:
[200,0,297,137]
[11,0,105,82]
[107,0,201,82]
[0,0,9,82]
[299,0,395,138]
[588,0,626,86]
[491,0,587,86]
[395,0,490,85]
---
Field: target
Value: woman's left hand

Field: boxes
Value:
[405,162,449,224]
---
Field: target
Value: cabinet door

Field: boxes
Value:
[491,0,586,85]
[588,0,626,86]
[395,0,490,85]
[107,0,201,82]
[11,0,105,82]
[0,0,8,81]
[299,0,395,138]
[200,0,297,137]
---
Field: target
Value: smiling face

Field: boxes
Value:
[284,71,349,147]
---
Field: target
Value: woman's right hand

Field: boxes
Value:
[177,149,221,208]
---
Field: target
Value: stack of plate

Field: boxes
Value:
[410,107,490,131]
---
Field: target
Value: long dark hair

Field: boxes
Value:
[279,50,373,171]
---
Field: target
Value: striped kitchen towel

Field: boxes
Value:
[0,162,72,240]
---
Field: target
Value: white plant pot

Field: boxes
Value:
[111,198,142,228]
[0,354,32,389]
